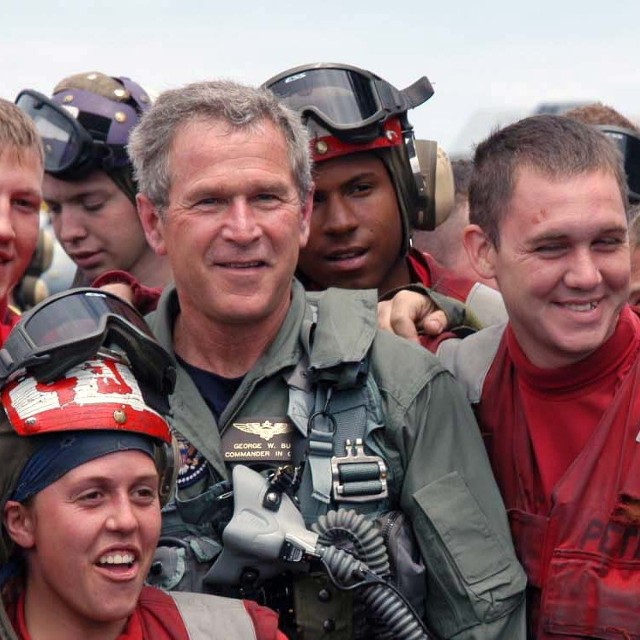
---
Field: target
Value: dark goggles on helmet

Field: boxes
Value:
[15,90,130,180]
[264,63,434,144]
[0,288,176,395]
[598,125,640,203]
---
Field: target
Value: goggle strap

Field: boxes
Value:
[401,77,435,110]
[93,141,129,171]
[116,77,151,115]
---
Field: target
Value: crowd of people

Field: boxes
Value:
[0,62,639,640]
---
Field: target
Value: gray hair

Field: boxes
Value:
[128,80,312,212]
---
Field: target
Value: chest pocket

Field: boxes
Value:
[412,472,526,637]
[542,550,640,638]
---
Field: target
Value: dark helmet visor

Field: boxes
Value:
[598,125,640,202]
[265,64,433,143]
[0,289,175,395]
[268,68,380,126]
[15,89,132,180]
[15,89,93,177]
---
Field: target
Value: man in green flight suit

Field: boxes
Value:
[128,79,526,640]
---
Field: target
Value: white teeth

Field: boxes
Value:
[563,302,597,311]
[98,552,135,565]
[329,251,361,261]
[226,262,260,268]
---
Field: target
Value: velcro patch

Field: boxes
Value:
[221,417,294,462]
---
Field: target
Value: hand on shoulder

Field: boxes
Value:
[378,289,448,342]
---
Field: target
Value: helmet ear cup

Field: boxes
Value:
[157,436,180,507]
[413,140,455,230]
[434,146,455,227]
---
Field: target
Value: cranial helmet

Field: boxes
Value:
[0,289,177,565]
[16,72,152,201]
[264,63,455,254]
[596,125,640,204]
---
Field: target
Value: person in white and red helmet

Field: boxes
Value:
[16,72,171,308]
[264,63,506,332]
[0,289,287,640]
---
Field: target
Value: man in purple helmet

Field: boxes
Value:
[16,72,171,308]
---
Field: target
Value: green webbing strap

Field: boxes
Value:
[307,384,336,505]
[289,289,387,522]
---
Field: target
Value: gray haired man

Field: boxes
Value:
[129,79,526,640]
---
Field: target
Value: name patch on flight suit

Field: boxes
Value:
[222,417,294,462]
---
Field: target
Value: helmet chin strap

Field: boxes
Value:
[106,165,137,205]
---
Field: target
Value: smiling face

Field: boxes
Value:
[138,118,312,333]
[466,168,629,368]
[297,153,408,295]
[4,450,160,637]
[44,170,152,282]
[0,148,42,303]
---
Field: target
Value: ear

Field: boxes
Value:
[463,224,498,279]
[137,194,168,256]
[298,187,314,249]
[3,501,36,550]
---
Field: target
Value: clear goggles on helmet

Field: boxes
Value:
[0,288,176,395]
[598,125,640,203]
[264,63,434,144]
[15,90,130,180]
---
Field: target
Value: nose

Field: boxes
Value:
[105,496,139,534]
[53,207,88,245]
[321,194,358,236]
[564,248,603,290]
[221,198,262,245]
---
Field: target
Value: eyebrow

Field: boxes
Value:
[73,473,159,486]
[526,226,628,245]
[525,232,569,246]
[188,180,292,200]
[14,188,42,200]
[250,181,292,196]
[45,189,110,205]
[342,172,377,187]
[314,171,378,194]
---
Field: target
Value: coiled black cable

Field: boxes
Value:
[313,509,435,640]
[318,545,430,640]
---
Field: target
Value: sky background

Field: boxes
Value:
[3,0,639,157]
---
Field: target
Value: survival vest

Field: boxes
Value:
[439,317,640,639]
